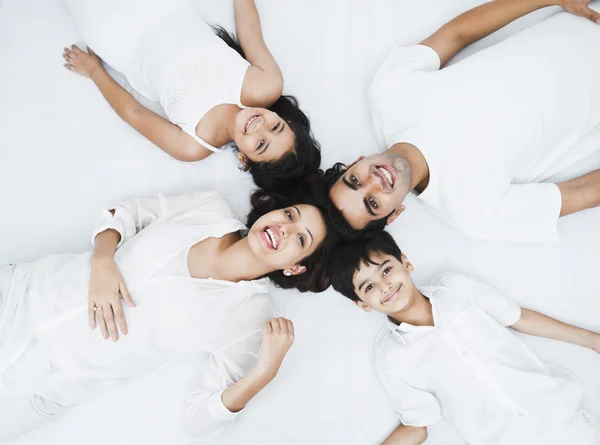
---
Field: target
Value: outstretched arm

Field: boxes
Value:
[511,308,600,352]
[63,45,211,161]
[382,425,428,445]
[233,0,283,106]
[421,0,600,67]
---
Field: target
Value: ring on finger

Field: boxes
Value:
[93,306,103,312]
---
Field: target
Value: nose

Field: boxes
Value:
[365,172,384,192]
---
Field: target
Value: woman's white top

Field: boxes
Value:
[0,190,273,437]
[66,0,250,152]
[374,272,598,445]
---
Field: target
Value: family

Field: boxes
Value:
[1,0,600,443]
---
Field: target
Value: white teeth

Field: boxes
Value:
[378,167,394,187]
[245,115,259,133]
[265,228,278,249]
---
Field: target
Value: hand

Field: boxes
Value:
[559,0,600,23]
[63,44,104,79]
[88,255,136,341]
[254,318,295,380]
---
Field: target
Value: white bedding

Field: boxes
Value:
[1,1,598,444]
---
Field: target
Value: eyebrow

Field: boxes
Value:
[363,198,376,216]
[293,205,314,248]
[261,122,286,154]
[358,260,390,293]
[342,176,358,191]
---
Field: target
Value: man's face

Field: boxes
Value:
[329,154,410,230]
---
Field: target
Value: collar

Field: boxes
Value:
[386,283,445,335]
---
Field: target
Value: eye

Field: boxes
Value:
[351,175,360,186]
[383,267,392,276]
[257,139,265,150]
[298,233,305,248]
[272,122,280,131]
[284,209,293,221]
[369,197,378,209]
[365,284,374,293]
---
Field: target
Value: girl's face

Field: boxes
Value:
[247,204,327,275]
[234,108,295,164]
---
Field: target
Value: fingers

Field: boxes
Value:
[268,318,294,337]
[286,319,294,337]
[103,302,119,342]
[113,299,128,336]
[71,44,82,54]
[88,300,97,329]
[97,307,109,340]
[263,321,273,334]
[120,282,136,308]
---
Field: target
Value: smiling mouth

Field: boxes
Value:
[244,114,260,134]
[375,165,395,188]
[262,226,279,250]
[381,283,402,304]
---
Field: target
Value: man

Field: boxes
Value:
[328,0,600,242]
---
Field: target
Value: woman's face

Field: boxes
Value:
[234,107,295,163]
[247,204,327,273]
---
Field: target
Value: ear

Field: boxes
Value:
[400,253,414,273]
[237,152,248,169]
[354,300,372,312]
[386,205,406,225]
[283,264,307,277]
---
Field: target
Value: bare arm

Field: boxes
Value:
[63,45,211,162]
[421,0,600,67]
[382,425,428,445]
[233,0,283,106]
[511,308,600,352]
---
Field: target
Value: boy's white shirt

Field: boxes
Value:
[374,272,598,445]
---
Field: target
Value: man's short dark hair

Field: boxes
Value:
[329,230,403,301]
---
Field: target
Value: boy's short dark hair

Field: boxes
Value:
[329,230,403,301]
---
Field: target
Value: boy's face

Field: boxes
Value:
[351,252,416,315]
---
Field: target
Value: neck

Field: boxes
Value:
[219,104,243,144]
[388,142,430,194]
[390,288,434,327]
[211,236,274,282]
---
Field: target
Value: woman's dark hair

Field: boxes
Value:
[329,230,403,302]
[246,181,339,293]
[212,25,321,191]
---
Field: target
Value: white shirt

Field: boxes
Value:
[368,11,600,242]
[0,190,273,438]
[65,0,250,152]
[374,272,598,445]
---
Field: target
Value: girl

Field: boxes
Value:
[62,0,321,190]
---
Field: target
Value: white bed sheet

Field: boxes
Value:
[1,1,599,444]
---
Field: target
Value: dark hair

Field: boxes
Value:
[246,183,339,293]
[212,25,321,191]
[329,230,402,302]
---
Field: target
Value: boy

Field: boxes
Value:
[330,231,600,444]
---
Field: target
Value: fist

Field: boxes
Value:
[255,317,295,379]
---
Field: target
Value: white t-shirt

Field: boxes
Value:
[374,272,599,445]
[368,10,600,242]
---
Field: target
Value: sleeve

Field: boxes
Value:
[90,190,226,248]
[462,275,522,327]
[445,179,562,243]
[371,45,440,88]
[183,330,263,440]
[375,344,441,427]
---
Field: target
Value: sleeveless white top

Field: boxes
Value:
[65,0,250,152]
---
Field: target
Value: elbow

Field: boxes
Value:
[255,76,284,108]
[415,426,428,443]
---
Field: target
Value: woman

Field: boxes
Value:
[62,0,321,190]
[0,188,337,439]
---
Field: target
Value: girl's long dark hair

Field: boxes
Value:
[212,25,321,191]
